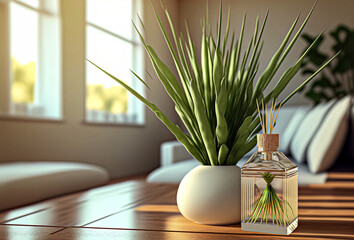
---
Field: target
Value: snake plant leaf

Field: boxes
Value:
[189,78,218,165]
[201,24,211,107]
[129,69,151,91]
[253,13,300,101]
[164,9,193,83]
[222,6,231,56]
[272,2,317,75]
[226,130,249,165]
[147,46,184,97]
[175,105,202,149]
[236,116,253,139]
[227,40,237,86]
[266,29,326,102]
[151,5,184,81]
[215,79,228,145]
[246,11,268,84]
[147,47,186,109]
[282,51,341,105]
[233,136,257,164]
[152,5,194,108]
[218,144,229,165]
[236,13,246,74]
[213,49,223,93]
[248,117,260,134]
[216,0,222,50]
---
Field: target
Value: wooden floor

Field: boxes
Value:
[0,172,354,239]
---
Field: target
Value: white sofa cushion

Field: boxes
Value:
[280,106,311,154]
[147,159,199,183]
[160,141,191,166]
[290,100,336,164]
[0,161,109,211]
[147,156,328,186]
[307,96,351,173]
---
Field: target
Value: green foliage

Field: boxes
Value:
[86,84,129,114]
[300,24,354,105]
[11,57,35,103]
[88,2,338,165]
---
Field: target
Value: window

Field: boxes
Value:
[85,0,145,125]
[0,0,61,119]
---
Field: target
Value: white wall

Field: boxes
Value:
[179,0,354,105]
[0,0,179,179]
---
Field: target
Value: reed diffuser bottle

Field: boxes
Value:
[241,100,298,235]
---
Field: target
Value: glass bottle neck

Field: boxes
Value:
[257,148,278,161]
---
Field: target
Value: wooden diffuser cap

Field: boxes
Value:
[257,134,279,151]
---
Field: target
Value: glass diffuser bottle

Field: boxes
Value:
[241,100,298,235]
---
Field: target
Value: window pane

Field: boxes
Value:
[86,25,133,115]
[86,0,133,40]
[6,1,61,119]
[10,2,38,104]
[16,0,39,9]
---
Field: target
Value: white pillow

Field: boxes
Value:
[279,106,311,155]
[290,100,336,164]
[307,96,351,173]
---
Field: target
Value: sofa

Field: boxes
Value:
[147,96,353,185]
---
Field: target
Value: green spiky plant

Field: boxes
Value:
[88,2,338,166]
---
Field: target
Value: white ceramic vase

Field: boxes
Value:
[177,165,241,225]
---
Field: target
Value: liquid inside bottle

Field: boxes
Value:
[241,134,298,235]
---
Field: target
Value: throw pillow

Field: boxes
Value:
[307,96,351,173]
[290,99,336,164]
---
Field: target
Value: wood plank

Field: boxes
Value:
[0,180,142,223]
[306,182,354,189]
[2,173,354,240]
[299,195,354,201]
[299,208,354,217]
[48,227,346,240]
[86,203,354,237]
[300,216,354,222]
[299,201,354,208]
[5,183,174,227]
[327,172,354,180]
[298,188,354,196]
[0,225,62,239]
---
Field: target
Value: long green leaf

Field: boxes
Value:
[189,78,218,165]
[282,51,341,105]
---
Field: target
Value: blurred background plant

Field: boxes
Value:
[300,24,354,105]
[11,57,35,103]
[86,84,128,114]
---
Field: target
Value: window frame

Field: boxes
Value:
[0,0,146,126]
[0,0,63,121]
[84,0,146,126]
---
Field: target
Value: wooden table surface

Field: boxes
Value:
[1,172,354,240]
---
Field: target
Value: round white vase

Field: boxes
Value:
[177,165,241,225]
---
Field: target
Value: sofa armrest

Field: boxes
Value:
[160,141,192,167]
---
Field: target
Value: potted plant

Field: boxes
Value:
[88,2,338,225]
